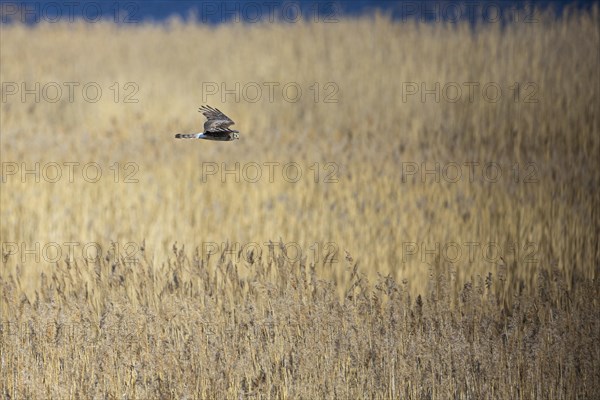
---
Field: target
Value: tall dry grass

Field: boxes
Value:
[1,5,599,398]
[2,247,599,398]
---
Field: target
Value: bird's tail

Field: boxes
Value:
[175,133,199,139]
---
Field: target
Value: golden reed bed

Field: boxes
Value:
[1,5,599,398]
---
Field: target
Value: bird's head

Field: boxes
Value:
[232,132,240,140]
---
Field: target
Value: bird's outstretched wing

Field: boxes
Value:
[203,127,238,138]
[199,105,235,132]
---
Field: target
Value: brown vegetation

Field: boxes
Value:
[1,6,599,398]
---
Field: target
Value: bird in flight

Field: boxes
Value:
[175,105,240,141]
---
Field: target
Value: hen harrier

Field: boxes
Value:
[175,105,240,141]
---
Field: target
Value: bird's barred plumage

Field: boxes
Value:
[175,133,198,139]
[175,105,240,141]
